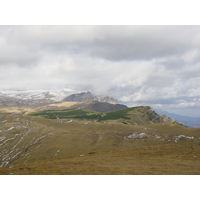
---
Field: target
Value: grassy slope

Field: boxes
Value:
[1,144,200,175]
[28,109,89,119]
[1,111,200,175]
[28,106,156,122]
[28,107,131,119]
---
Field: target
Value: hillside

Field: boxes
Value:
[28,106,177,126]
[0,111,200,175]
[1,144,200,175]
[0,90,200,175]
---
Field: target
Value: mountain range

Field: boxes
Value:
[0,89,117,107]
[1,89,196,126]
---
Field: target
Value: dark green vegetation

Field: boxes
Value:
[28,107,134,120]
[29,109,89,119]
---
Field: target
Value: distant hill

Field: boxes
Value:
[80,101,127,113]
[155,109,200,128]
[29,106,178,126]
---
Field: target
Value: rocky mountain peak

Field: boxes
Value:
[63,91,118,104]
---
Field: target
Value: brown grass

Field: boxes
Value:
[1,112,200,175]
[1,143,200,175]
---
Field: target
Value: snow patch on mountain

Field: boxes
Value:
[0,88,118,107]
[0,88,83,106]
[0,88,76,101]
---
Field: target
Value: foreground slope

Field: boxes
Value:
[1,144,200,175]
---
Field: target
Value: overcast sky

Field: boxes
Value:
[0,25,200,117]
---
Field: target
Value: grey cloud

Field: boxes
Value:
[2,26,200,64]
[128,96,200,106]
[79,26,200,61]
